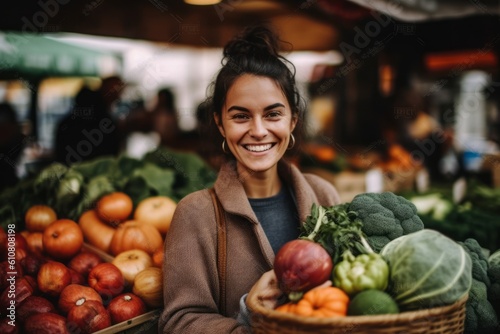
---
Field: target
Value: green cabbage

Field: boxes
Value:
[380,229,472,311]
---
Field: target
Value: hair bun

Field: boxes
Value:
[223,25,281,60]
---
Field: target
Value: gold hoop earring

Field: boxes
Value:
[287,134,295,150]
[222,139,229,154]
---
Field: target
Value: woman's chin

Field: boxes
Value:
[238,159,278,175]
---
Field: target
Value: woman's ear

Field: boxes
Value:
[213,112,225,137]
[290,114,298,132]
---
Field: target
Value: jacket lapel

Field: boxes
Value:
[213,159,259,224]
[278,161,316,224]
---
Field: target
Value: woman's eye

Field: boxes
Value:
[266,111,281,118]
[232,114,249,120]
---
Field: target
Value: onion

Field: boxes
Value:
[132,267,163,308]
[274,239,332,300]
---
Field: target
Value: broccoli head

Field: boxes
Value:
[459,238,499,334]
[488,249,500,322]
[461,238,491,286]
[348,192,424,252]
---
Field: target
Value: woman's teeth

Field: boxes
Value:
[245,144,273,152]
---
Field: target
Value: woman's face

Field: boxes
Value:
[215,74,297,174]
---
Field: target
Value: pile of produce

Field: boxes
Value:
[0,145,217,332]
[404,181,500,252]
[0,190,170,333]
[0,146,217,231]
[272,192,500,334]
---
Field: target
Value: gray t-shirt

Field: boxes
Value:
[248,186,300,254]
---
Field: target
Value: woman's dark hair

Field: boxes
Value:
[204,24,305,156]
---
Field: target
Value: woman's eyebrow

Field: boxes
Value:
[264,103,285,111]
[227,105,249,112]
[227,103,285,113]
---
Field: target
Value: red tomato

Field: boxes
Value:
[96,192,133,227]
[42,219,84,260]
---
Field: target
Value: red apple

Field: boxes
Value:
[20,253,44,277]
[15,233,29,251]
[37,261,71,297]
[24,312,69,334]
[67,299,111,334]
[0,317,18,334]
[25,232,44,256]
[0,276,37,311]
[68,251,104,279]
[69,268,86,285]
[0,227,28,260]
[0,260,22,291]
[42,219,83,260]
[107,292,147,324]
[17,295,56,322]
[14,247,28,263]
[88,263,124,303]
[58,284,103,315]
[1,233,29,260]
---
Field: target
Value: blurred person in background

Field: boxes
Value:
[159,25,341,334]
[150,87,180,147]
[120,87,181,158]
[0,102,26,191]
[54,76,124,166]
[390,87,450,181]
[98,75,126,117]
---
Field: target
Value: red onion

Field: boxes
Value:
[274,239,333,300]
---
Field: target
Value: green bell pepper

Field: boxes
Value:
[332,251,389,295]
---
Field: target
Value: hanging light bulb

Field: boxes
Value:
[184,0,222,5]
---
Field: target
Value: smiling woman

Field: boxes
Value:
[159,25,341,334]
[215,75,297,190]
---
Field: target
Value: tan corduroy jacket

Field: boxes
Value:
[158,159,341,334]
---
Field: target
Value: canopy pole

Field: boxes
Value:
[27,79,41,141]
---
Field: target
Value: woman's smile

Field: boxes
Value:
[243,143,275,152]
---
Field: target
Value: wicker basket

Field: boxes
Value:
[247,294,468,334]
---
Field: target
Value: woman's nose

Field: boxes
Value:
[249,117,268,138]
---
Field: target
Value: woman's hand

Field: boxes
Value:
[247,270,284,310]
[247,270,333,309]
[247,270,334,310]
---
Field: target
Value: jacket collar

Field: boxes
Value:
[213,159,316,225]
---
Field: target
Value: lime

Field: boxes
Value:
[347,289,399,316]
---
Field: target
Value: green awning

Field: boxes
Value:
[0,31,123,140]
[0,31,122,79]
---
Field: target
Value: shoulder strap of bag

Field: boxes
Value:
[209,187,227,315]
